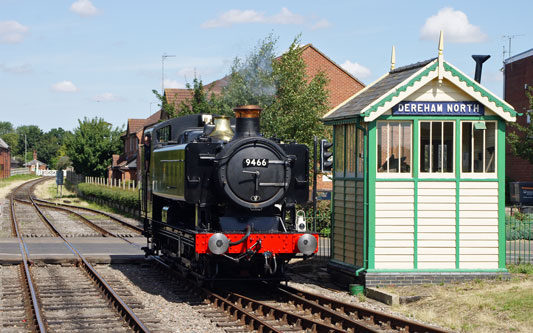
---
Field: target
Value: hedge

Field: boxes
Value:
[77,183,140,210]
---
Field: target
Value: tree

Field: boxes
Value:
[65,117,123,177]
[508,87,533,165]
[152,89,177,118]
[15,125,43,156]
[0,132,18,153]
[178,77,221,116]
[0,121,14,136]
[262,35,329,149]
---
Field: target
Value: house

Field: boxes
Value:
[24,150,47,174]
[322,34,516,286]
[0,138,10,179]
[504,48,533,182]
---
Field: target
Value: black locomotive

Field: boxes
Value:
[141,105,318,280]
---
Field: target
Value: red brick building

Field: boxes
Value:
[24,151,47,174]
[504,48,533,181]
[0,138,10,179]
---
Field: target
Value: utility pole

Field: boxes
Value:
[161,53,176,95]
[24,134,27,166]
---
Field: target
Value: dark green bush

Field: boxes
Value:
[77,183,139,210]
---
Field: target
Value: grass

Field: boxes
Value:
[385,274,533,332]
[0,174,38,188]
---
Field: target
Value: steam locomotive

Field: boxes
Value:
[140,105,318,280]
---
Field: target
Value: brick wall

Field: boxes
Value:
[301,46,364,109]
[0,148,10,179]
[505,54,533,181]
[364,272,510,287]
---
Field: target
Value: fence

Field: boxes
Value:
[310,209,331,262]
[10,167,30,176]
[85,176,140,191]
[506,213,533,264]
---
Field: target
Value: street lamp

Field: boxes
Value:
[162,53,176,95]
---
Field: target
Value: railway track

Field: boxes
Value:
[4,177,151,332]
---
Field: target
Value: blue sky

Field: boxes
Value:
[1,0,531,132]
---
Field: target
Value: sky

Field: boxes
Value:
[1,0,532,132]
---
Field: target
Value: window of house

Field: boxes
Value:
[462,121,496,174]
[419,121,454,174]
[377,121,411,174]
[357,125,365,178]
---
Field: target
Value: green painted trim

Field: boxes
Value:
[343,125,347,263]
[412,120,419,269]
[362,118,369,269]
[331,126,336,260]
[375,178,498,182]
[363,62,438,117]
[367,122,377,269]
[443,62,518,117]
[377,115,501,121]
[366,268,509,273]
[323,118,361,125]
[333,176,365,181]
[455,119,461,269]
[498,120,506,268]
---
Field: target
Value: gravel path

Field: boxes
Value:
[96,264,226,333]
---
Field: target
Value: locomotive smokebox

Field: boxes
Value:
[234,105,262,138]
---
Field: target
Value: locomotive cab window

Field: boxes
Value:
[377,121,412,176]
[158,126,171,143]
[461,121,496,175]
[419,121,454,176]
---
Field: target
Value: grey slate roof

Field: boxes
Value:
[0,138,9,149]
[323,58,436,121]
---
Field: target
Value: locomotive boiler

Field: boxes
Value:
[140,105,318,280]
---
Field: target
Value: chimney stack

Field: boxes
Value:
[233,105,262,138]
[33,150,37,161]
[472,55,491,83]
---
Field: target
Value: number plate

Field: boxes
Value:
[243,158,269,167]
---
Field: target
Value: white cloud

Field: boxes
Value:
[310,19,332,30]
[70,0,99,17]
[92,93,124,102]
[51,81,78,93]
[164,79,185,89]
[202,7,314,28]
[341,60,371,79]
[0,21,29,44]
[420,8,487,43]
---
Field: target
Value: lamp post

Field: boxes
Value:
[162,53,176,95]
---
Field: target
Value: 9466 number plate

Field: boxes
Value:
[243,158,269,167]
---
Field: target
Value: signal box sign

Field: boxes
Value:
[392,101,484,116]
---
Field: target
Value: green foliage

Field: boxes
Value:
[507,87,533,167]
[178,77,224,116]
[65,117,123,177]
[0,121,14,136]
[300,199,331,235]
[15,125,43,156]
[507,264,533,274]
[152,89,177,118]
[263,35,330,149]
[0,132,18,153]
[0,174,39,188]
[77,183,139,210]
[56,155,72,170]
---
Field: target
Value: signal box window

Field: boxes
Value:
[334,125,344,176]
[462,121,496,174]
[420,121,454,174]
[377,121,411,174]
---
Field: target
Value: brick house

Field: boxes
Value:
[0,138,10,179]
[24,150,47,174]
[163,44,365,192]
[504,48,533,182]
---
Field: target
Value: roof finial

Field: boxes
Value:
[438,30,444,82]
[390,46,396,71]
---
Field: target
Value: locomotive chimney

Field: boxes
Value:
[472,55,490,83]
[233,105,262,138]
